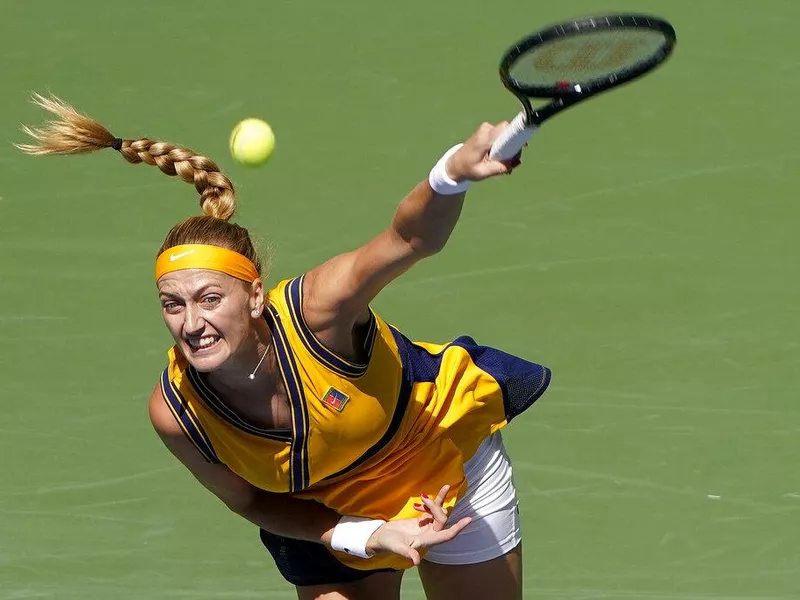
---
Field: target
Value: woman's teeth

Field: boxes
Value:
[189,336,219,350]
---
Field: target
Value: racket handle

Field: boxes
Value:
[489,112,538,161]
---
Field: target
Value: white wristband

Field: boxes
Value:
[428,143,472,195]
[330,516,386,559]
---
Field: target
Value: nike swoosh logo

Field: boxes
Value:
[169,251,194,262]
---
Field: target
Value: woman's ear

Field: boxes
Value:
[249,278,265,317]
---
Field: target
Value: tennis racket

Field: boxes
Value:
[489,14,677,160]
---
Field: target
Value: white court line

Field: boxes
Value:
[0,315,69,322]
[7,466,177,496]
[520,589,798,600]
[525,153,800,211]
[0,428,87,443]
[543,162,763,207]
[385,253,665,292]
[66,497,150,511]
[512,463,797,514]
[17,181,177,204]
[0,508,155,526]
[203,99,246,120]
[549,387,792,417]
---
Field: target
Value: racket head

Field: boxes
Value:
[500,14,676,101]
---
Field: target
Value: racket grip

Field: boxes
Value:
[489,112,538,161]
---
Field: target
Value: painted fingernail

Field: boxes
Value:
[413,503,423,509]
[421,493,429,499]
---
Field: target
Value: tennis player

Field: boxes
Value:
[19,94,550,600]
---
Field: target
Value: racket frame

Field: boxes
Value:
[489,14,676,160]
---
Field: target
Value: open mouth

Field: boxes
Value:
[186,335,221,353]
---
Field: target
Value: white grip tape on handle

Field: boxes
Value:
[489,112,538,161]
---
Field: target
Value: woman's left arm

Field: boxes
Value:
[303,120,519,343]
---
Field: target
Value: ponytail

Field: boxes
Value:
[17,93,236,220]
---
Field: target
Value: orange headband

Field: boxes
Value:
[155,244,260,283]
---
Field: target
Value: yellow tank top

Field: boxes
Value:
[161,276,551,570]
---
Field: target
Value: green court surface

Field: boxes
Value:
[1,1,798,598]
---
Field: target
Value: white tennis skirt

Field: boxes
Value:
[423,431,521,565]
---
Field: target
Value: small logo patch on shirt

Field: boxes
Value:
[321,387,349,412]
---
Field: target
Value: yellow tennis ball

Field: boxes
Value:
[229,118,275,167]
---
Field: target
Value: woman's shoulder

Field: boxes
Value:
[262,275,299,313]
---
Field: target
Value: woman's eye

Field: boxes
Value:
[162,301,181,313]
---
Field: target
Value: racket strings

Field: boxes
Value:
[510,29,669,88]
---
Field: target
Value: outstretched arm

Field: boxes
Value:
[302,121,520,350]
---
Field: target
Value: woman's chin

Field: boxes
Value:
[183,341,229,372]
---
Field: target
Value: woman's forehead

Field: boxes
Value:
[157,269,238,293]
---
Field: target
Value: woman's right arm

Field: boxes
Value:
[148,383,343,541]
[147,384,470,564]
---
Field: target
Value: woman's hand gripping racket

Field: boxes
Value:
[489,14,677,161]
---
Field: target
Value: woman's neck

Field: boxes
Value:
[205,318,274,398]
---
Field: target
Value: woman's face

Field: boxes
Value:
[157,269,262,372]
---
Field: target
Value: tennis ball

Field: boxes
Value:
[229,118,275,167]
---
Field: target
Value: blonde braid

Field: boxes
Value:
[118,140,235,219]
[16,93,236,220]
